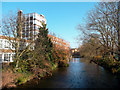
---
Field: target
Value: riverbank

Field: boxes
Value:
[90,57,120,74]
[10,58,120,88]
[2,60,70,89]
[2,70,32,88]
[2,63,58,89]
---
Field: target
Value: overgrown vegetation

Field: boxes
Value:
[78,2,120,74]
[2,12,70,88]
[15,72,32,85]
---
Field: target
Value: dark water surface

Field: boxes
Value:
[17,58,120,88]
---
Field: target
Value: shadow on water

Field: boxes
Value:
[15,58,120,88]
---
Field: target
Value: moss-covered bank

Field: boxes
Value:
[2,62,69,89]
[91,56,120,74]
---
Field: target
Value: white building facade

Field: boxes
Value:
[18,10,47,40]
[0,10,47,63]
[0,36,15,63]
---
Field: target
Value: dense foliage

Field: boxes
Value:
[78,2,120,74]
[2,11,70,88]
[5,23,70,76]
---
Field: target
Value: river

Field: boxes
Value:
[17,58,120,88]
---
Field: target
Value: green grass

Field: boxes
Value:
[15,72,33,85]
[51,64,58,70]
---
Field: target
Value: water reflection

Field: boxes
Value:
[16,58,120,88]
[71,58,79,63]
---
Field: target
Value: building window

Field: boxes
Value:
[0,54,2,62]
[30,22,33,25]
[5,41,9,48]
[34,25,38,29]
[34,18,37,20]
[0,40,2,48]
[4,54,10,62]
[30,16,33,20]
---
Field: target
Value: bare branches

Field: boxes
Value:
[2,11,34,69]
[78,2,119,58]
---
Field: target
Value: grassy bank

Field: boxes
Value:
[2,61,69,89]
[91,56,120,74]
[2,65,56,89]
[2,70,33,88]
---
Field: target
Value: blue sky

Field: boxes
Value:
[2,2,97,48]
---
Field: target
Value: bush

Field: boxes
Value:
[15,73,31,85]
[51,63,58,70]
[16,76,27,85]
[58,60,69,67]
[93,56,120,74]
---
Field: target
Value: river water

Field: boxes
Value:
[17,58,120,88]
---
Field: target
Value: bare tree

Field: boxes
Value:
[2,11,34,70]
[79,34,103,58]
[78,2,119,60]
[117,1,120,60]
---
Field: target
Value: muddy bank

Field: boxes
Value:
[2,66,56,89]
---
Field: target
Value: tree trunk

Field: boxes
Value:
[118,2,120,60]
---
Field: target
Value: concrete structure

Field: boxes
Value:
[18,10,47,40]
[71,48,79,53]
[0,10,70,63]
[48,34,70,50]
[0,35,33,62]
[0,34,70,63]
[70,48,80,58]
[0,35,15,62]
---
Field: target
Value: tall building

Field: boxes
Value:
[18,10,47,40]
[0,10,70,63]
